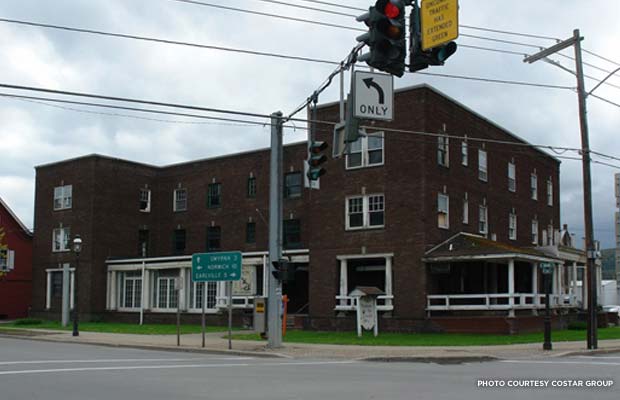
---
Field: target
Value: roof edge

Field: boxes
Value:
[0,196,32,236]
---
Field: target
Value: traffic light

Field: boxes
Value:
[356,0,406,77]
[409,2,457,72]
[272,259,290,281]
[307,141,328,181]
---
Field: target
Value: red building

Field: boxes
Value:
[0,196,33,319]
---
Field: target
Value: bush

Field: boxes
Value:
[13,318,43,326]
[567,321,587,330]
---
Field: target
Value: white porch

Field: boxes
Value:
[334,253,394,312]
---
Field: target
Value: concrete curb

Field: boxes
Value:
[559,347,620,358]
[359,356,498,364]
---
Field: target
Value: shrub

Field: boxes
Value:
[13,318,43,326]
[567,321,587,330]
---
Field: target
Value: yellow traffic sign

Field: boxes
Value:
[421,0,459,50]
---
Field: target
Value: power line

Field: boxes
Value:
[412,70,574,90]
[589,93,620,109]
[252,0,357,17]
[582,48,620,68]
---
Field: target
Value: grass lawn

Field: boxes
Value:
[232,326,620,346]
[0,319,241,335]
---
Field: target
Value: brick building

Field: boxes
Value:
[31,85,585,333]
[0,197,33,319]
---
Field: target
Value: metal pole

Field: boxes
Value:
[139,259,145,326]
[201,281,206,348]
[61,263,69,327]
[543,273,552,350]
[72,253,79,337]
[573,29,597,349]
[268,111,284,348]
[176,286,180,347]
[228,281,233,350]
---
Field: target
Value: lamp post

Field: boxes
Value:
[540,263,553,351]
[72,235,82,337]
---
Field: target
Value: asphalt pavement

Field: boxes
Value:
[0,337,618,400]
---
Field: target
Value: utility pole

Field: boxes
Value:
[524,29,597,349]
[267,111,284,348]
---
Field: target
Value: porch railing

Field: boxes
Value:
[216,296,255,309]
[334,295,394,312]
[427,293,577,312]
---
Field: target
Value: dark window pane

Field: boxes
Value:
[347,153,362,168]
[138,229,149,257]
[207,226,221,251]
[284,173,302,199]
[349,214,364,228]
[283,219,301,249]
[369,211,384,227]
[208,183,221,208]
[51,272,63,297]
[368,149,383,165]
[247,177,256,198]
[246,222,256,244]
[173,229,186,255]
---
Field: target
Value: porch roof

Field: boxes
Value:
[423,232,561,263]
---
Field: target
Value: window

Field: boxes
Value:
[478,204,488,235]
[437,193,449,229]
[531,173,538,200]
[121,271,142,309]
[284,172,302,199]
[283,219,301,249]
[206,226,221,251]
[53,185,72,210]
[478,150,488,181]
[547,178,553,206]
[437,136,449,167]
[52,226,70,252]
[0,249,14,271]
[547,224,554,245]
[139,189,151,212]
[172,229,186,255]
[51,271,63,297]
[461,140,468,166]
[508,162,516,192]
[346,132,384,169]
[156,276,178,309]
[173,188,187,212]
[207,183,222,208]
[190,281,217,310]
[247,177,256,198]
[246,222,256,244]
[346,194,385,230]
[532,219,539,245]
[462,194,469,224]
[138,229,149,257]
[509,211,517,240]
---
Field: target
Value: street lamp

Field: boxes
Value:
[540,263,553,351]
[72,235,82,337]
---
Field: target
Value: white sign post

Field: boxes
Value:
[354,71,394,121]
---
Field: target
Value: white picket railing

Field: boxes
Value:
[426,293,577,312]
[334,295,394,311]
[215,296,254,309]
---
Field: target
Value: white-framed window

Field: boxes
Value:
[547,178,553,206]
[532,219,539,245]
[121,271,142,309]
[461,140,468,166]
[139,188,151,212]
[346,132,384,169]
[547,224,554,245]
[53,185,72,210]
[52,226,70,252]
[508,162,516,192]
[437,135,449,167]
[155,276,178,309]
[479,204,488,235]
[437,193,449,229]
[346,194,385,230]
[0,249,15,271]
[173,188,187,212]
[189,281,218,310]
[509,211,517,240]
[531,173,538,200]
[462,193,469,224]
[478,149,488,182]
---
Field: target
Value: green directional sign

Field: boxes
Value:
[192,251,242,282]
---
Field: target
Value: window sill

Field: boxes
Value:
[345,225,385,232]
[345,162,384,171]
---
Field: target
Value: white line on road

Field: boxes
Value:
[501,360,620,366]
[0,357,254,366]
[0,360,357,376]
[575,356,620,360]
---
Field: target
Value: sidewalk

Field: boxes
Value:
[2,328,620,362]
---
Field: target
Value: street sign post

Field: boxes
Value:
[354,71,394,121]
[420,0,459,50]
[191,251,242,282]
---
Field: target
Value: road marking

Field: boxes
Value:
[0,360,356,376]
[0,357,254,366]
[501,360,620,366]
[575,356,620,360]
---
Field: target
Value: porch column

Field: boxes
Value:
[45,271,52,309]
[531,263,538,315]
[552,264,559,305]
[385,256,393,308]
[571,261,577,299]
[142,269,150,310]
[339,259,348,306]
[508,260,515,317]
[582,266,588,310]
[110,271,117,310]
[179,268,187,311]
[70,271,75,310]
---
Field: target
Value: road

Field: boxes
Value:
[0,337,618,399]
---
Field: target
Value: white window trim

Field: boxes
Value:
[461,140,468,166]
[509,213,517,240]
[531,173,538,200]
[479,205,488,235]
[437,136,449,167]
[119,272,143,310]
[139,189,151,213]
[52,226,70,252]
[508,162,516,192]
[154,276,178,310]
[532,219,539,245]
[173,188,187,212]
[345,194,385,231]
[345,132,385,170]
[462,195,469,225]
[438,193,449,229]
[53,185,72,211]
[547,179,553,206]
[187,281,219,313]
[478,150,488,182]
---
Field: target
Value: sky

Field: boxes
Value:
[0,0,618,248]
